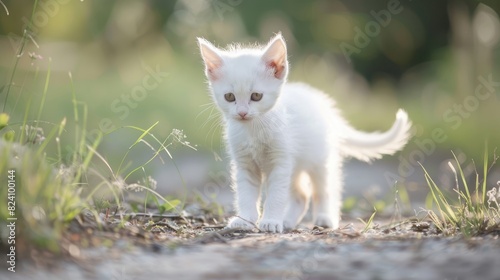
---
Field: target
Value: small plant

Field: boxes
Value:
[0,121,99,253]
[357,207,377,233]
[0,0,193,256]
[422,149,500,236]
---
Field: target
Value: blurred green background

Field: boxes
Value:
[0,0,499,202]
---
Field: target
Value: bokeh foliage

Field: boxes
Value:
[0,0,499,161]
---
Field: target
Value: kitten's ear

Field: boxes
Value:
[197,38,223,81]
[262,34,288,80]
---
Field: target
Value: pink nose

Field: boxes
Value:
[238,112,248,118]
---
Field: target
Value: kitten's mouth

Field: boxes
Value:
[236,116,252,121]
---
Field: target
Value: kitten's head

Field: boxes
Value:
[198,34,288,122]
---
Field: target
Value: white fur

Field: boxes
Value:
[198,34,412,233]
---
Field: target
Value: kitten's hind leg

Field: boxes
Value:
[283,172,311,230]
[310,157,342,229]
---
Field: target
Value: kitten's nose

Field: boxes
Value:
[238,112,248,118]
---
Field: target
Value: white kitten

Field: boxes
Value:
[198,34,412,233]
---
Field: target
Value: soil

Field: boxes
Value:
[2,210,500,280]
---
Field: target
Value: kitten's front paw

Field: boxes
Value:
[227,216,256,231]
[258,219,284,233]
[283,219,298,230]
[314,213,339,229]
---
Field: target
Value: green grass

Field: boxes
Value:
[0,82,192,255]
[422,149,500,236]
[0,116,99,252]
[0,1,192,254]
[357,207,377,233]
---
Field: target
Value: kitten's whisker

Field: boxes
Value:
[209,119,223,151]
[205,110,221,131]
[206,115,222,148]
[196,102,216,121]
[206,120,218,142]
[200,113,219,130]
[199,102,213,107]
[200,106,219,129]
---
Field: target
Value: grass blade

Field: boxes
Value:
[451,151,472,204]
[116,122,159,176]
[35,57,51,122]
[131,121,158,148]
[482,143,488,204]
[2,0,39,112]
[0,0,9,15]
[358,207,377,233]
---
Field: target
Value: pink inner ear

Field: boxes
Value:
[207,65,220,81]
[199,40,223,82]
[267,61,285,79]
[204,54,222,81]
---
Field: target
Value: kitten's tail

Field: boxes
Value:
[340,109,412,162]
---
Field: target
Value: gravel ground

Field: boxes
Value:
[3,220,500,280]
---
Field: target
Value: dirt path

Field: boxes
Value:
[3,220,500,280]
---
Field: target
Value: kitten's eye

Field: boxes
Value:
[250,92,263,101]
[224,93,235,102]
